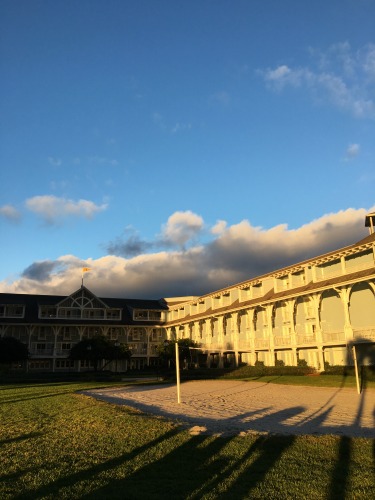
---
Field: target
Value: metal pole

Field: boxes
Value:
[175,342,181,404]
[352,345,360,395]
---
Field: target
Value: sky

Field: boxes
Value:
[0,0,374,299]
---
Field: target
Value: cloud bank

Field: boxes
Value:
[0,206,372,299]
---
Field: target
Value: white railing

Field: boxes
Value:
[315,260,374,282]
[30,349,54,355]
[274,336,292,347]
[322,332,346,343]
[55,349,71,356]
[296,334,317,345]
[353,328,375,341]
[237,341,251,351]
[254,338,270,349]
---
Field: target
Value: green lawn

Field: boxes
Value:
[226,374,375,389]
[0,381,374,499]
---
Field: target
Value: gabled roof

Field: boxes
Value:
[0,286,168,326]
[56,286,109,308]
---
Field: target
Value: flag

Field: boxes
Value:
[82,267,91,273]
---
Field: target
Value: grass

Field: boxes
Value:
[0,380,374,499]
[223,374,375,389]
[217,365,375,389]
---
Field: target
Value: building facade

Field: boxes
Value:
[166,212,375,370]
[1,213,375,371]
[0,287,168,372]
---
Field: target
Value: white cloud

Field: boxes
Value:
[0,204,21,223]
[25,195,108,224]
[260,43,375,119]
[344,143,360,161]
[264,64,292,82]
[1,207,372,299]
[211,220,227,235]
[160,210,204,247]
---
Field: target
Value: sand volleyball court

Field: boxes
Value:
[84,379,375,437]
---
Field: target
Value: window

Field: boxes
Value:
[38,328,47,340]
[107,309,121,320]
[151,329,162,341]
[29,360,51,370]
[109,328,120,340]
[56,359,74,369]
[134,309,163,321]
[58,308,81,319]
[84,327,101,338]
[1,304,25,318]
[149,311,162,320]
[134,310,148,320]
[39,306,57,318]
[82,308,105,319]
[80,360,94,368]
[62,327,72,341]
[132,330,141,341]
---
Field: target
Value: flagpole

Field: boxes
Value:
[81,267,91,288]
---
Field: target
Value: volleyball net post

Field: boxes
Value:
[175,342,181,404]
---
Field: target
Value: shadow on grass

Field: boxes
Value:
[80,434,296,499]
[328,436,352,500]
[0,431,41,445]
[13,427,182,500]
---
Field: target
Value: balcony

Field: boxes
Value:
[314,260,374,283]
[274,336,292,347]
[353,328,375,342]
[322,332,346,343]
[30,348,54,356]
[254,338,270,349]
[237,341,251,351]
[296,334,317,345]
[55,349,71,356]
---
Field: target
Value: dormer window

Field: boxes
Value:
[1,304,25,318]
[133,309,163,321]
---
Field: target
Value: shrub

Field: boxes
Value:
[297,359,308,368]
[275,359,285,367]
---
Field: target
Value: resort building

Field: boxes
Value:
[1,213,375,371]
[0,288,169,372]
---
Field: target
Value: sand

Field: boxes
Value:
[83,379,375,437]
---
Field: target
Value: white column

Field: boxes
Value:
[266,304,275,365]
[231,312,239,367]
[338,286,353,341]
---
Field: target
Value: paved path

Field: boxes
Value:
[84,380,375,438]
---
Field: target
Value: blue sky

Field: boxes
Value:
[1,0,374,298]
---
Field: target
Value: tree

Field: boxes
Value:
[69,335,131,371]
[0,337,29,365]
[157,338,200,368]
